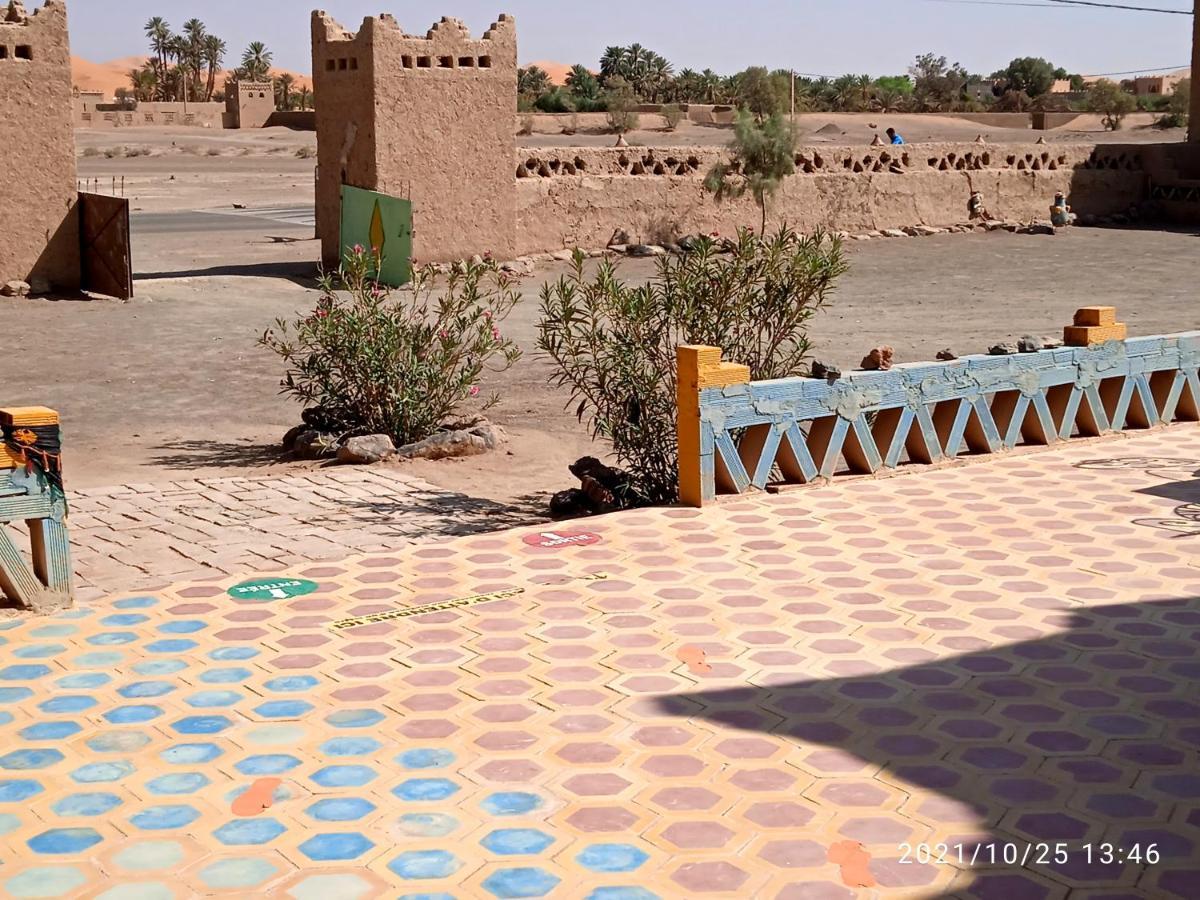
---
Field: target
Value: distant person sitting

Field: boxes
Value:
[886,128,905,145]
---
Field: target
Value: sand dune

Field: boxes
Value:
[71,56,312,100]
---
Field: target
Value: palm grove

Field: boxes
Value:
[125,18,311,111]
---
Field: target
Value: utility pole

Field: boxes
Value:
[790,69,796,122]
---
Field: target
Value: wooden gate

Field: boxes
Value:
[78,192,133,300]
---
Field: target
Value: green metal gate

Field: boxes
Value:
[339,185,413,286]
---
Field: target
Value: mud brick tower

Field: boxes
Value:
[311,11,518,266]
[0,0,79,289]
[225,79,275,129]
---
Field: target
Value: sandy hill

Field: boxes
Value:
[526,60,577,86]
[71,55,311,100]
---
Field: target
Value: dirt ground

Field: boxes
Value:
[3,215,1196,507]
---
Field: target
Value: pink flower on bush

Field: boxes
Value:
[491,326,501,340]
[483,310,492,320]
[438,329,449,339]
[352,243,364,254]
[469,386,480,397]
[484,250,493,260]
[710,230,720,237]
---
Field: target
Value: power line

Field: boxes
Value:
[1048,0,1191,13]
[1082,64,1189,75]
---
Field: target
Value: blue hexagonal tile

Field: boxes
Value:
[39,696,98,714]
[397,748,455,770]
[0,748,65,770]
[55,672,109,689]
[575,844,649,874]
[185,691,242,709]
[212,817,286,846]
[199,667,253,684]
[324,708,385,729]
[73,651,124,668]
[482,828,556,856]
[480,792,544,817]
[50,792,124,817]
[103,705,164,724]
[158,620,207,634]
[160,743,224,765]
[70,761,135,783]
[132,659,188,676]
[264,675,319,692]
[19,722,81,741]
[585,889,661,900]
[145,639,198,654]
[100,613,149,626]
[305,797,377,822]
[395,813,459,838]
[297,832,376,861]
[114,597,158,609]
[27,827,104,854]
[0,778,45,802]
[146,772,211,795]
[117,681,176,699]
[392,778,459,802]
[387,850,463,880]
[319,737,382,757]
[2,865,88,897]
[86,731,152,753]
[197,857,280,890]
[0,687,33,703]
[32,624,79,637]
[481,867,562,898]
[170,715,232,735]
[253,699,314,720]
[128,805,200,831]
[235,754,301,776]
[0,664,53,680]
[208,646,259,661]
[310,765,377,788]
[86,631,139,646]
[12,642,67,659]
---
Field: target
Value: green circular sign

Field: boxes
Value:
[227,577,319,602]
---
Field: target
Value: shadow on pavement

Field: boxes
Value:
[134,260,319,284]
[657,596,1200,897]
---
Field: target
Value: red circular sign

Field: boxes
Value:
[522,530,602,549]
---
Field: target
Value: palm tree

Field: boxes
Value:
[144,17,173,99]
[275,72,296,110]
[127,65,158,102]
[296,86,313,110]
[202,35,225,102]
[517,66,550,97]
[182,18,206,97]
[241,41,273,82]
[600,46,628,83]
[566,64,599,102]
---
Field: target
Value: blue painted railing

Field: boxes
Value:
[681,333,1200,505]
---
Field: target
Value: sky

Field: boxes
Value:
[66,0,1193,79]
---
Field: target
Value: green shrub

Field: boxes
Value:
[1087,79,1136,131]
[534,88,574,113]
[604,76,640,134]
[662,103,685,131]
[261,248,521,446]
[537,227,847,504]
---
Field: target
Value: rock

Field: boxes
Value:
[1035,136,1047,144]
[466,419,507,450]
[232,202,246,209]
[615,134,628,147]
[550,249,574,262]
[860,346,895,371]
[1110,213,1129,225]
[1042,336,1063,350]
[1079,213,1098,227]
[336,434,396,465]
[627,244,665,257]
[882,229,908,238]
[27,276,52,296]
[292,430,338,460]
[1000,222,1019,233]
[988,342,1018,356]
[901,226,921,237]
[1018,223,1056,236]
[974,134,987,144]
[500,257,534,276]
[608,244,627,255]
[1017,335,1043,353]
[851,234,871,241]
[936,348,958,361]
[914,225,943,236]
[870,134,884,147]
[810,360,842,380]
[678,235,702,252]
[395,429,490,460]
[608,228,631,246]
[1,280,30,298]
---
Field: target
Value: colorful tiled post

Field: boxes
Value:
[0,406,72,612]
[676,345,750,507]
[1064,305,1128,346]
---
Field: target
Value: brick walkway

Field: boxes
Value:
[0,427,1197,898]
[42,468,542,604]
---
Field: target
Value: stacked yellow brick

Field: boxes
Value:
[677,346,750,507]
[1064,306,1128,346]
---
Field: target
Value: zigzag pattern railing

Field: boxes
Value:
[677,333,1200,507]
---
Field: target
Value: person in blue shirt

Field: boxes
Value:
[886,128,905,145]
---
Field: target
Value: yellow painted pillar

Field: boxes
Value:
[676,345,750,508]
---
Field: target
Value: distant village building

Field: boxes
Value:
[965,80,997,103]
[1132,73,1186,97]
[224,78,275,129]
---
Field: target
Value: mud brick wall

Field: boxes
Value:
[0,0,79,289]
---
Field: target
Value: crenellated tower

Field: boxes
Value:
[311,11,518,265]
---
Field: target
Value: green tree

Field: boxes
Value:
[1087,79,1136,130]
[144,17,173,99]
[1162,78,1191,127]
[181,18,206,98]
[1000,57,1056,98]
[276,72,295,110]
[603,76,639,133]
[566,64,599,102]
[734,66,787,121]
[704,110,796,234]
[241,41,273,82]
[517,65,551,98]
[909,53,969,111]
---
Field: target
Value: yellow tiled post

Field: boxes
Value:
[1065,306,1128,346]
[677,345,751,508]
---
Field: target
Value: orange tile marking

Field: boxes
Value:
[231,777,281,816]
[676,644,713,675]
[828,840,877,888]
